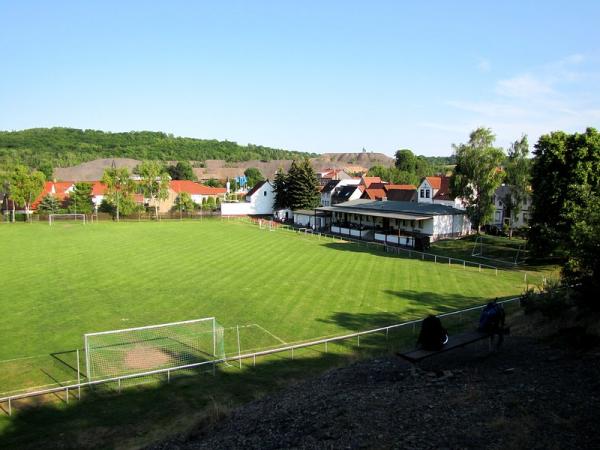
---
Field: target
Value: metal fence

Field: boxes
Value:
[0,297,521,416]
[236,217,501,275]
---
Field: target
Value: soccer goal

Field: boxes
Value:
[84,317,225,382]
[49,213,86,225]
[471,235,527,265]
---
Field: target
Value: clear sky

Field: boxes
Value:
[1,1,599,156]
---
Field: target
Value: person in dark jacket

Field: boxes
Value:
[417,315,449,351]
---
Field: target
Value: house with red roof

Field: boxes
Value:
[152,180,227,213]
[31,181,75,209]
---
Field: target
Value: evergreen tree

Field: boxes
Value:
[273,168,289,209]
[67,182,94,214]
[37,194,62,214]
[287,159,320,210]
[173,192,197,212]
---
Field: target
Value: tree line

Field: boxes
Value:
[0,127,318,176]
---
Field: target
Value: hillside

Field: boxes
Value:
[0,128,318,171]
[150,311,600,450]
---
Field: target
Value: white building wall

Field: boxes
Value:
[417,180,434,203]
[247,181,275,215]
[221,202,254,216]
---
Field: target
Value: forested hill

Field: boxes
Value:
[0,128,318,170]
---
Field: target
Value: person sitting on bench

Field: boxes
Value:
[417,315,449,351]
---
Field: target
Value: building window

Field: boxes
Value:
[418,220,423,229]
[420,189,424,198]
[425,189,430,198]
[264,191,267,196]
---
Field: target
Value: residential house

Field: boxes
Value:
[316,168,352,186]
[384,184,417,202]
[321,178,361,206]
[221,180,275,216]
[31,181,75,210]
[491,185,531,229]
[416,176,463,209]
[331,184,363,205]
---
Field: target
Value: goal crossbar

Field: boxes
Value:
[84,317,215,338]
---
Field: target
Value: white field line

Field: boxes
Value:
[0,353,55,364]
[252,323,288,344]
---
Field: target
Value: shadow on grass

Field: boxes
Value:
[0,349,359,450]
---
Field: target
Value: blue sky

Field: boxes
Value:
[1,1,599,156]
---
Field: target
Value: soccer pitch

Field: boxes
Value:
[0,219,526,394]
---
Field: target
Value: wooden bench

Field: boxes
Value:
[397,328,510,370]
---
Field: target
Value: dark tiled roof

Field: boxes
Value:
[320,199,466,216]
[332,185,360,202]
[386,189,416,202]
[321,179,340,194]
[245,180,268,198]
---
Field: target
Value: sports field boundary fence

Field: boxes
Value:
[0,297,522,416]
[235,217,504,276]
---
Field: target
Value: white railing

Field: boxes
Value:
[237,218,501,275]
[0,297,521,416]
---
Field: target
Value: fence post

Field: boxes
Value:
[77,348,81,399]
[413,322,416,334]
[118,378,121,393]
[8,398,11,416]
[357,334,360,347]
[291,348,294,360]
[236,325,242,369]
[66,387,69,404]
[386,327,389,340]
[167,369,170,383]
[435,255,437,263]
[479,264,481,272]
[325,341,328,353]
[463,260,466,269]
[253,354,256,366]
[495,268,498,276]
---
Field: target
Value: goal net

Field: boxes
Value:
[49,213,86,225]
[471,236,527,265]
[84,317,225,382]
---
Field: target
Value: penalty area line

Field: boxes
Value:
[251,323,287,344]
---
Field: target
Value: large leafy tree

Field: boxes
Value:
[273,168,289,209]
[101,166,136,221]
[529,127,600,257]
[166,161,196,181]
[173,192,197,213]
[138,161,170,220]
[287,159,320,210]
[367,165,419,185]
[67,182,94,214]
[502,135,530,237]
[244,167,264,188]
[9,165,45,221]
[451,128,505,232]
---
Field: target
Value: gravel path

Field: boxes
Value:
[150,325,600,450]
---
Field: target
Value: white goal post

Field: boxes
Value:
[471,236,525,265]
[49,213,86,225]
[84,317,225,382]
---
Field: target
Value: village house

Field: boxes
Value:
[221,180,275,216]
[491,185,531,229]
[416,176,464,209]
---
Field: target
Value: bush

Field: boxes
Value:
[520,281,574,318]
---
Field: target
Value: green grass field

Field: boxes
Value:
[0,219,530,397]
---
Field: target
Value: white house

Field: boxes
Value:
[221,180,275,216]
[321,178,361,206]
[491,185,531,229]
[417,176,464,209]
